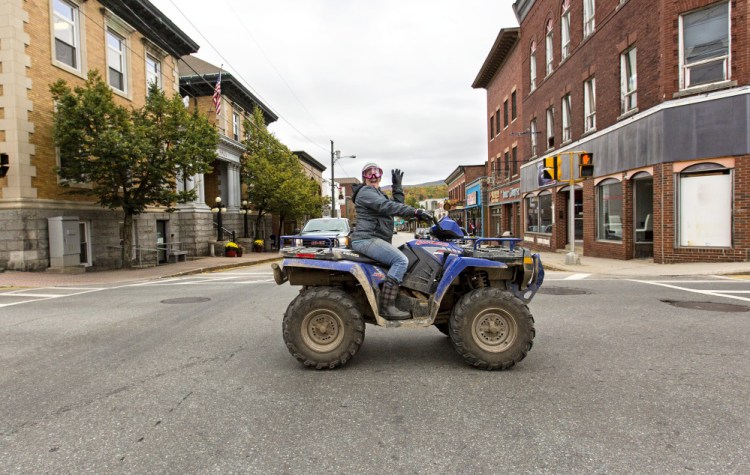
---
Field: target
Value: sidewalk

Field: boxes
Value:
[0,252,282,289]
[537,250,750,277]
[2,249,750,289]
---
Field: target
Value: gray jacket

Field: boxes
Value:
[351,184,415,243]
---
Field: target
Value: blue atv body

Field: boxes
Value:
[272,216,544,370]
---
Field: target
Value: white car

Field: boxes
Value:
[296,218,351,248]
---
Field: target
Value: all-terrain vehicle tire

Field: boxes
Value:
[283,286,365,369]
[434,323,450,336]
[450,287,535,370]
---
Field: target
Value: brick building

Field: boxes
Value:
[445,165,486,229]
[0,0,199,270]
[488,0,749,263]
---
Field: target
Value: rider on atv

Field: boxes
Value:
[350,162,432,320]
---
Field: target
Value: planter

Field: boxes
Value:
[237,248,243,257]
[225,249,237,257]
[253,246,263,253]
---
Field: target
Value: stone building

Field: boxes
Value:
[0,0,199,270]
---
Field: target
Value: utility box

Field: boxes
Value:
[48,216,81,268]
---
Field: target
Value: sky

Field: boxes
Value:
[149,0,518,187]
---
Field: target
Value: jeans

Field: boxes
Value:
[351,238,409,282]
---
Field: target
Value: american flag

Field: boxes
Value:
[212,71,222,117]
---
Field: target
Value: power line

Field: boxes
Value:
[165,0,329,154]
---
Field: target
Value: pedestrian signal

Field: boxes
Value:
[579,152,594,177]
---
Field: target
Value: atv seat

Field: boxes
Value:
[280,246,380,265]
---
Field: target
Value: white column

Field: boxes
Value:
[227,163,240,210]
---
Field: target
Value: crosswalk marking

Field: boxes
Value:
[564,273,590,280]
[631,280,750,303]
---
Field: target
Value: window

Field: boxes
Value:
[511,91,517,120]
[584,0,595,37]
[530,119,538,157]
[561,0,571,60]
[490,114,495,138]
[146,54,161,90]
[53,0,80,70]
[530,41,537,91]
[621,47,637,113]
[597,179,623,241]
[504,151,510,178]
[107,29,127,92]
[233,112,241,141]
[561,94,572,142]
[503,100,509,128]
[546,107,555,149]
[584,77,596,132]
[679,163,731,247]
[680,2,730,89]
[512,146,518,176]
[526,192,553,233]
[545,20,554,75]
[495,111,501,136]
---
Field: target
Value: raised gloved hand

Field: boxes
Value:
[414,208,432,222]
[391,169,404,186]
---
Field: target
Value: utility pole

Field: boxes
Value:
[330,140,336,218]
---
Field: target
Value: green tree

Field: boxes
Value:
[51,71,218,268]
[241,107,326,241]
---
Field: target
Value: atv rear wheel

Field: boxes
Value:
[283,287,365,369]
[450,288,535,370]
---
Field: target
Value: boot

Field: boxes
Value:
[380,276,411,320]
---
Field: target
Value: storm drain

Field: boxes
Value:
[661,300,750,313]
[537,287,590,296]
[160,297,212,304]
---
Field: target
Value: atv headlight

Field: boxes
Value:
[338,236,349,247]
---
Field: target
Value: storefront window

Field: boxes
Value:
[678,163,731,247]
[597,179,623,241]
[525,192,553,233]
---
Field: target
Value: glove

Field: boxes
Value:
[391,169,404,186]
[414,209,432,221]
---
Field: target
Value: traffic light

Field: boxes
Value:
[0,153,8,178]
[542,155,560,181]
[579,152,594,177]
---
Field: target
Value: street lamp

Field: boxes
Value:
[330,140,356,218]
[211,196,227,241]
[241,200,251,238]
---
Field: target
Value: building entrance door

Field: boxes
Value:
[564,188,583,245]
[156,220,167,263]
[633,176,654,258]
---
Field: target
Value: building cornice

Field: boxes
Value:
[472,28,520,89]
[512,0,536,24]
[99,0,199,57]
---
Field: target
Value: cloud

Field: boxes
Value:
[150,0,517,186]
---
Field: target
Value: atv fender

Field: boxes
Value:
[279,258,392,326]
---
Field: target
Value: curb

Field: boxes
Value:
[163,256,283,278]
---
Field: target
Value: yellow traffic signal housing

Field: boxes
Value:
[579,152,594,177]
[542,155,560,181]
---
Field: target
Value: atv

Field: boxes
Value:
[271,216,544,370]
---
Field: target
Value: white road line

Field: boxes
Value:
[564,273,590,280]
[0,293,65,298]
[631,280,750,303]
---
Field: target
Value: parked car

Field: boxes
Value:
[296,218,351,248]
[414,227,431,239]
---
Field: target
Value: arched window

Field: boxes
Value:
[530,40,537,91]
[545,20,554,75]
[525,191,553,234]
[596,178,623,241]
[678,163,731,247]
[561,0,571,60]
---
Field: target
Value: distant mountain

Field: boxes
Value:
[381,179,444,191]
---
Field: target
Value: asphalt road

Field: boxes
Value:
[1,263,750,473]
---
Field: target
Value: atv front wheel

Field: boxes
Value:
[283,287,365,369]
[450,288,535,370]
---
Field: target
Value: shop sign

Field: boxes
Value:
[502,187,520,199]
[489,190,501,203]
[466,191,477,206]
